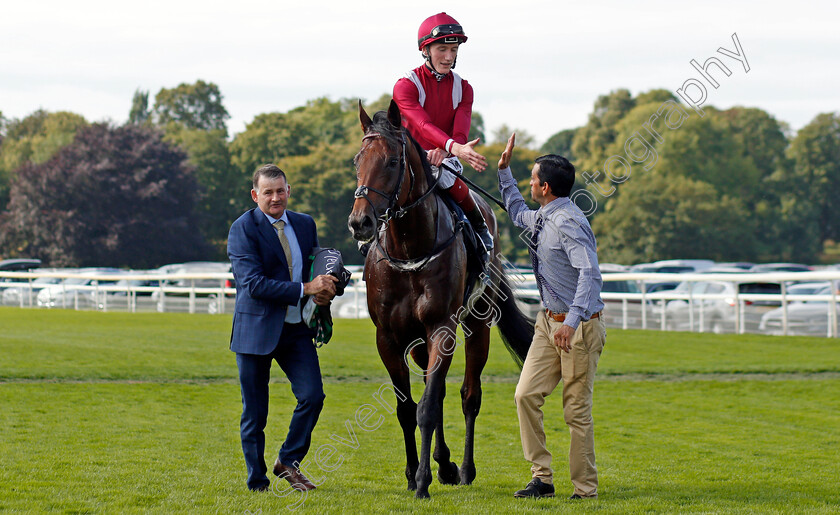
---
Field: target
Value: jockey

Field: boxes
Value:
[393,12,494,265]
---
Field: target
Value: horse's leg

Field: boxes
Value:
[433,382,459,485]
[459,310,492,485]
[414,324,456,498]
[377,330,419,491]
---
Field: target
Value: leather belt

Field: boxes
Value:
[545,309,601,323]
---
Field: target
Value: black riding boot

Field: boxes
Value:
[465,207,494,265]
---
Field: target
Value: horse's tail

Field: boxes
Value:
[495,272,535,369]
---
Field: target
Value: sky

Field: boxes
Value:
[2,0,838,147]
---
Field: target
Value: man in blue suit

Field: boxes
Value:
[228,164,338,492]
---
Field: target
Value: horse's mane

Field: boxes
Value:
[368,111,436,188]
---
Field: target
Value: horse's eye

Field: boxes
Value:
[389,158,399,168]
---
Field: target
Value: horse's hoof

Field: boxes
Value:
[459,464,476,485]
[407,480,417,491]
[437,461,459,485]
[415,489,431,499]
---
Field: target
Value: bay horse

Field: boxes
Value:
[347,100,534,498]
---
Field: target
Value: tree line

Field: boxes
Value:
[1,81,838,268]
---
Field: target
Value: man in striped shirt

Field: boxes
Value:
[496,135,606,500]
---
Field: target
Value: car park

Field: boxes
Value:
[0,258,42,275]
[759,284,838,336]
[749,263,812,273]
[714,262,755,270]
[0,259,43,301]
[600,264,651,329]
[510,264,652,327]
[511,278,541,320]
[630,259,714,294]
[659,280,781,333]
[150,262,233,314]
[630,259,715,274]
[2,273,64,306]
[97,271,164,312]
[36,269,122,309]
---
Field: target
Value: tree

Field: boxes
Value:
[0,110,88,211]
[152,80,230,133]
[491,124,535,148]
[785,112,840,244]
[163,125,243,256]
[128,89,150,125]
[592,173,756,264]
[282,141,362,264]
[571,88,636,173]
[469,111,485,143]
[541,128,578,159]
[0,123,211,268]
[634,88,677,106]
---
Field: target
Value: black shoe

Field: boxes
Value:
[569,493,597,500]
[514,478,555,498]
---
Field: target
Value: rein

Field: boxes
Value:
[354,129,460,270]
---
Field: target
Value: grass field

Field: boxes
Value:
[2,307,840,513]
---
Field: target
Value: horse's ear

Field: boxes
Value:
[387,99,402,128]
[359,100,372,133]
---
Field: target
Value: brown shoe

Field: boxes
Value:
[273,459,316,491]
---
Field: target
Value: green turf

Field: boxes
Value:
[3,308,840,381]
[1,308,840,513]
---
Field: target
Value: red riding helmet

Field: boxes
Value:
[417,12,467,50]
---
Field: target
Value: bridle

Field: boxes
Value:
[354,128,458,270]
[354,130,439,226]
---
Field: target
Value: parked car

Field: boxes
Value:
[749,263,812,273]
[512,278,541,319]
[600,264,652,328]
[36,269,122,309]
[0,259,42,298]
[660,280,781,333]
[151,262,232,313]
[714,262,755,270]
[630,259,715,274]
[110,275,162,296]
[2,273,63,306]
[0,258,42,274]
[759,284,838,336]
[629,260,716,295]
[510,264,647,326]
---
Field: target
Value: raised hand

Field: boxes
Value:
[498,133,516,170]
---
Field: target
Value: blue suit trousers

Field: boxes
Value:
[235,322,325,490]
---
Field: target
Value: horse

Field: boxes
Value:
[347,100,535,498]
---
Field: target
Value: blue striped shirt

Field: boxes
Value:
[263,211,304,323]
[498,167,604,329]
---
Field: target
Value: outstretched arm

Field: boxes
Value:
[496,133,538,231]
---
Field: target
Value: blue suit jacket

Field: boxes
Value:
[228,208,318,355]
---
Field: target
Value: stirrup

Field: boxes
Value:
[476,233,493,287]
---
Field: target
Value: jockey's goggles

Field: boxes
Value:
[421,24,465,45]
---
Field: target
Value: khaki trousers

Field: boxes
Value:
[514,310,606,497]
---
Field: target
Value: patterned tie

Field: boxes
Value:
[529,214,561,305]
[529,215,544,276]
[273,219,294,279]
